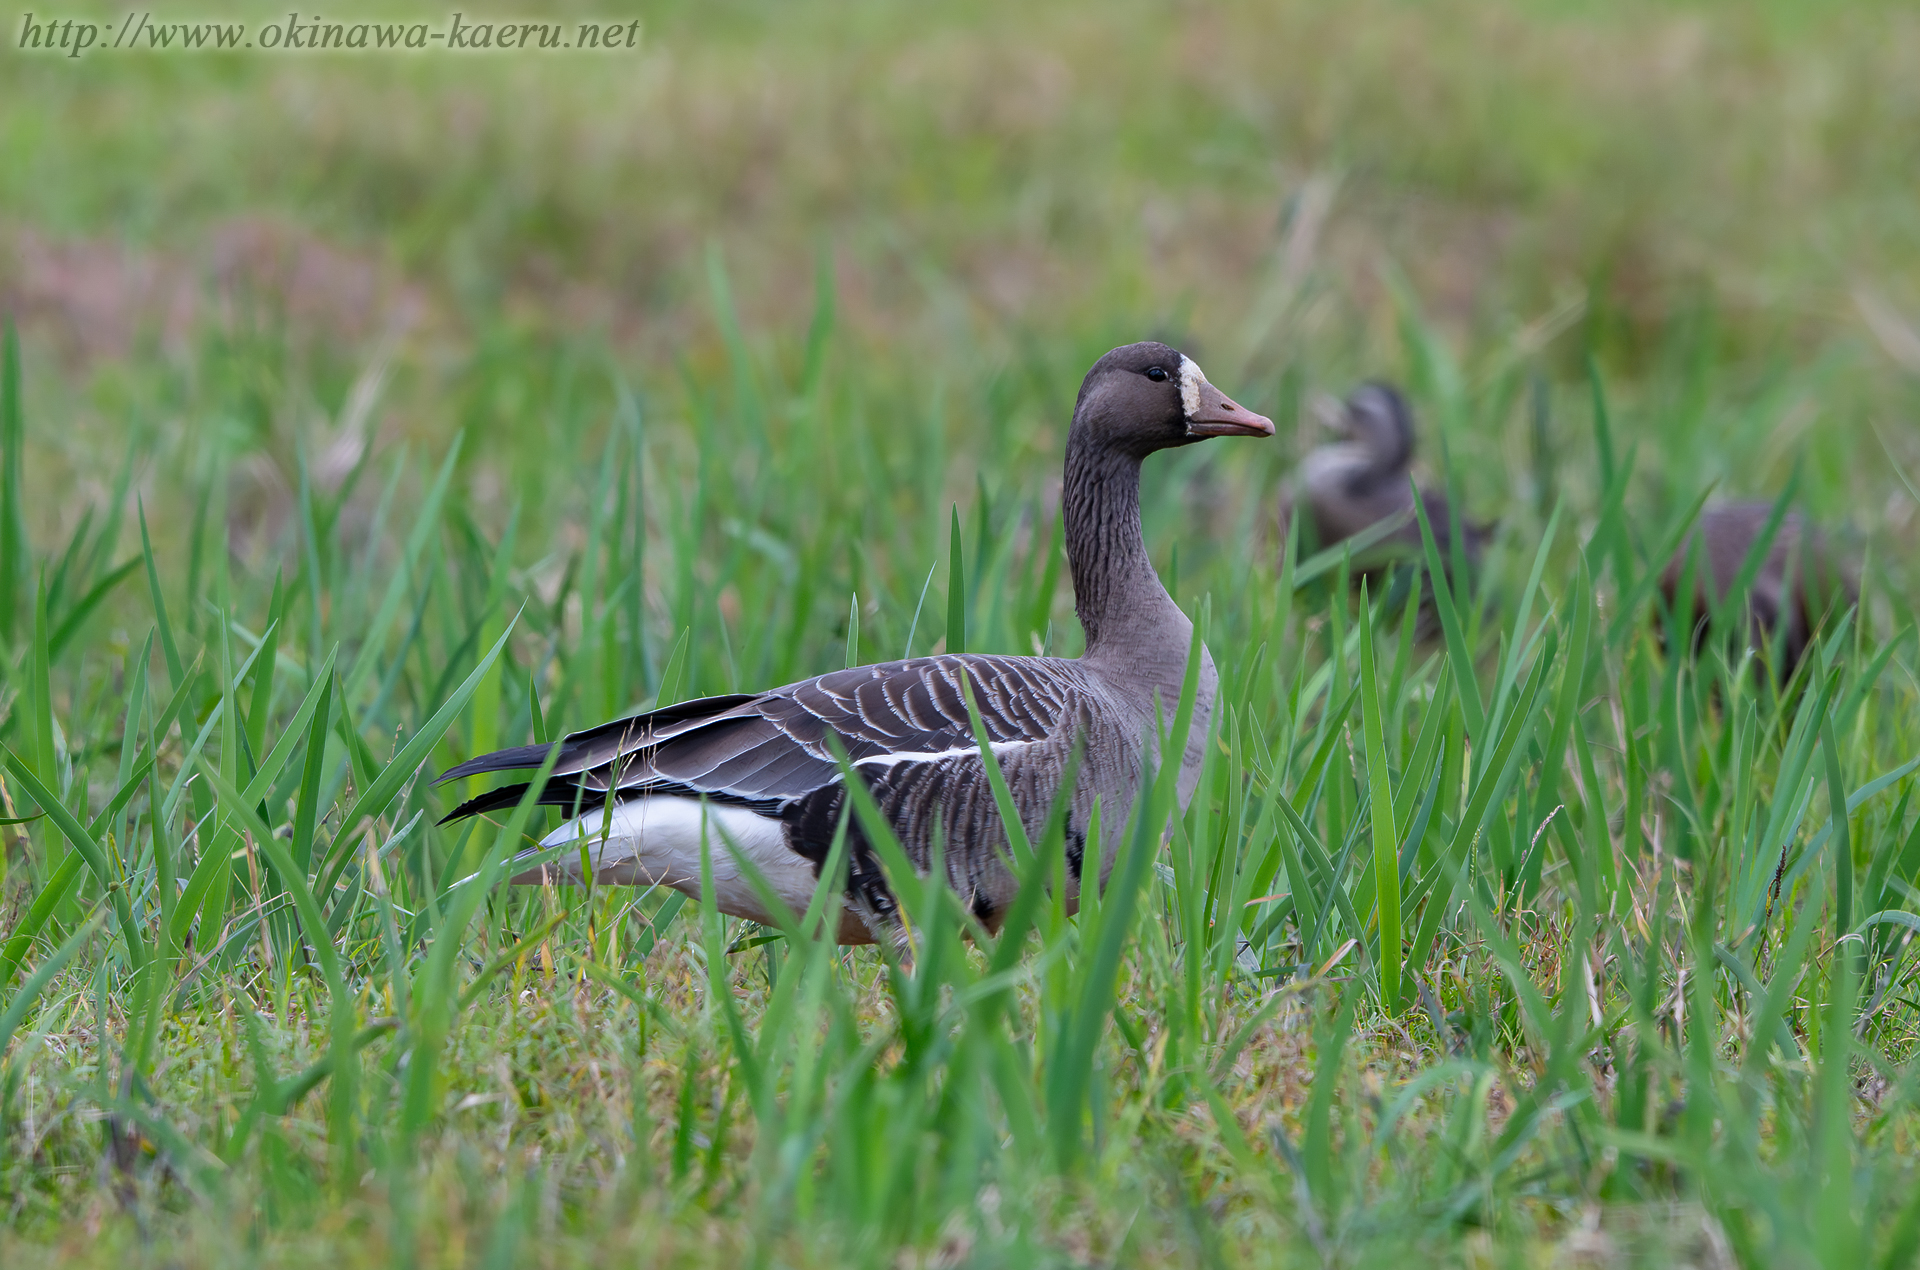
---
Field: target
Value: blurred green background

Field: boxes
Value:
[5,0,1919,572]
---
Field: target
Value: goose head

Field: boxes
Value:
[1332,381,1415,474]
[1072,341,1273,457]
[1300,380,1418,507]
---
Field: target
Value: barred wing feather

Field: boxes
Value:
[436,654,1077,821]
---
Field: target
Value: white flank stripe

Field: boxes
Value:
[851,738,1034,770]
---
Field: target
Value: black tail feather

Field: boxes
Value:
[436,775,785,827]
[435,742,561,784]
[433,692,764,786]
[436,779,611,825]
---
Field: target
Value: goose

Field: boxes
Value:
[436,342,1273,944]
[1287,381,1488,575]
[1657,502,1856,679]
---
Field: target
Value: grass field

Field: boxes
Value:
[5,1,1920,1265]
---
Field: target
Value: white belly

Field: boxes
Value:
[511,797,818,925]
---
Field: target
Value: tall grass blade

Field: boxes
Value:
[1357,581,1402,1011]
[1,752,147,967]
[0,321,22,645]
[947,506,966,656]
[318,616,518,895]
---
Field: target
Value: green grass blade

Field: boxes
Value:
[0,910,106,1066]
[1357,581,1402,1012]
[138,501,186,690]
[343,435,463,701]
[1414,487,1485,741]
[1822,720,1854,939]
[239,645,340,808]
[655,627,691,708]
[318,616,519,897]
[400,741,561,1146]
[959,673,1034,872]
[46,557,141,662]
[0,853,84,993]
[947,505,966,655]
[290,668,337,875]
[0,321,23,645]
[244,576,286,761]
[1,751,146,968]
[25,580,54,788]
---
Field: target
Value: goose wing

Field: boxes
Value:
[435,653,1077,822]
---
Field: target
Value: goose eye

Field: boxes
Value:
[1145,366,1169,382]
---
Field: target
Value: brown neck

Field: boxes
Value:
[1063,428,1192,672]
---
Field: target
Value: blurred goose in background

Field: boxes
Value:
[1285,380,1489,587]
[1657,502,1856,679]
[437,342,1273,945]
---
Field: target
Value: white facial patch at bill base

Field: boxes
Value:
[1178,355,1205,420]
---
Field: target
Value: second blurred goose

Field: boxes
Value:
[1658,502,1855,679]
[1289,381,1488,578]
